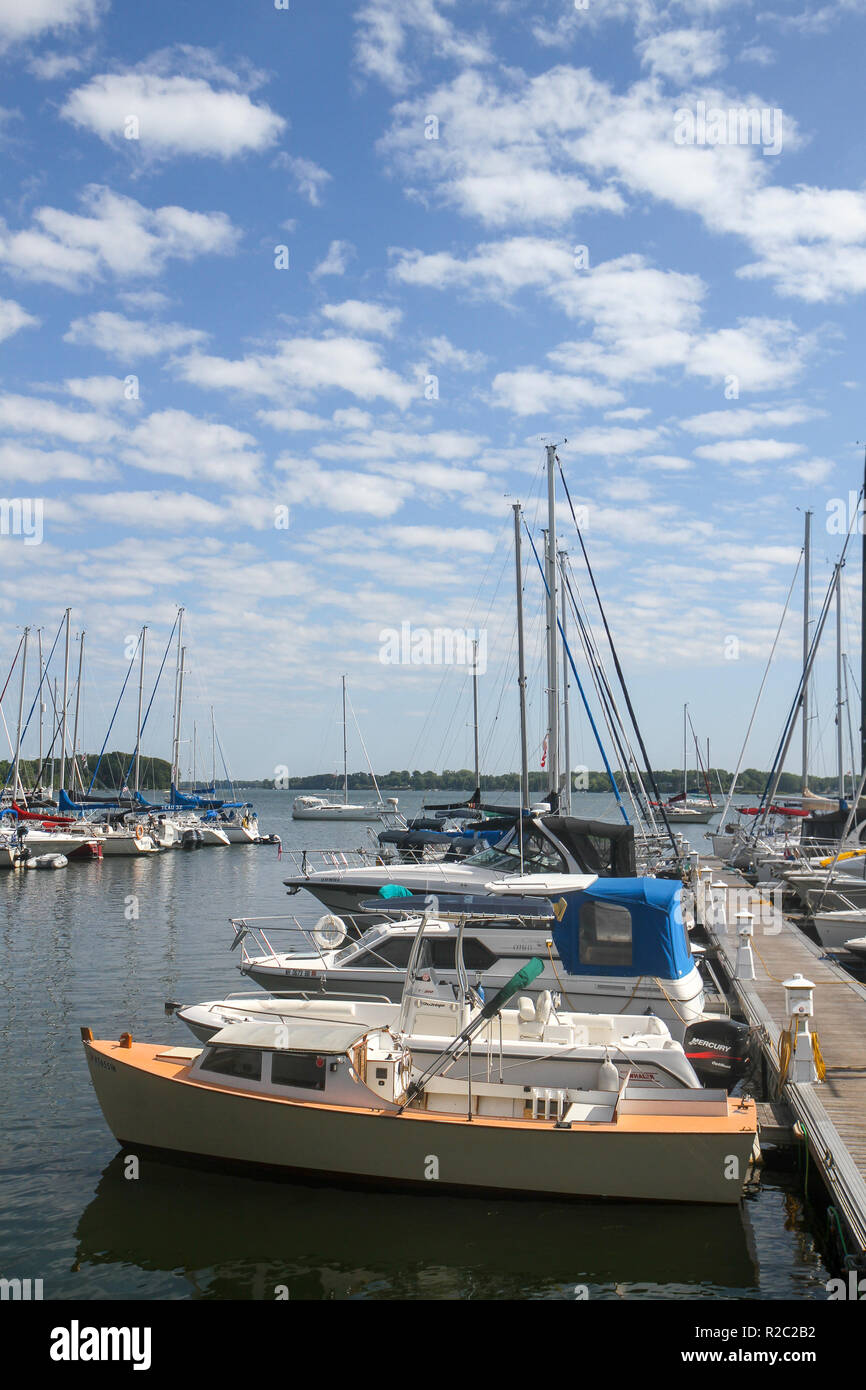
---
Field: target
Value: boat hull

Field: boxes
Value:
[84,1041,755,1205]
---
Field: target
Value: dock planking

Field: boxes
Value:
[696,857,866,1261]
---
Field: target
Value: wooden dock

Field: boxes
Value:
[695,858,866,1265]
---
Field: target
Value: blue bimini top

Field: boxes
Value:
[550,876,692,980]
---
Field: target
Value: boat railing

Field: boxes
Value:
[200,988,396,1006]
[282,847,384,877]
[230,913,372,966]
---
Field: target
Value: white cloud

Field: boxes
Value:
[27,47,92,79]
[0,297,38,341]
[685,319,811,390]
[63,375,134,407]
[679,404,822,435]
[257,407,329,432]
[694,438,803,464]
[279,154,332,205]
[354,0,492,93]
[379,61,866,302]
[425,335,487,371]
[179,336,417,408]
[310,239,355,279]
[639,29,726,81]
[0,442,112,481]
[314,427,487,463]
[276,455,413,517]
[381,70,625,226]
[0,0,102,44]
[62,57,286,158]
[0,185,239,290]
[0,393,117,444]
[121,410,262,485]
[639,453,694,471]
[321,300,402,336]
[69,490,230,531]
[490,369,622,416]
[65,310,207,357]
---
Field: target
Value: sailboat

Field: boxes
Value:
[291,676,397,821]
[656,705,717,823]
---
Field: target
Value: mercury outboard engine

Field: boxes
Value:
[683,1018,755,1089]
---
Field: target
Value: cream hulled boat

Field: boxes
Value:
[82,1004,757,1206]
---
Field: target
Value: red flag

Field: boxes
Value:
[540,736,548,769]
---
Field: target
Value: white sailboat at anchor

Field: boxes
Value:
[292,675,397,821]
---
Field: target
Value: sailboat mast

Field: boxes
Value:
[59,607,70,791]
[342,674,348,805]
[837,564,844,801]
[802,509,812,793]
[683,703,688,800]
[71,630,85,794]
[37,627,44,783]
[559,549,572,815]
[12,626,29,801]
[545,443,560,808]
[513,504,529,817]
[175,646,186,789]
[170,608,185,786]
[861,450,866,777]
[135,626,146,795]
[472,640,480,796]
[211,706,216,790]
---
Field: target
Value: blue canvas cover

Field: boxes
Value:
[551,877,692,980]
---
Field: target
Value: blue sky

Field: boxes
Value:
[2,0,866,785]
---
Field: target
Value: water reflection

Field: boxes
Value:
[74,1153,759,1300]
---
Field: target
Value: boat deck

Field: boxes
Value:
[697,858,866,1263]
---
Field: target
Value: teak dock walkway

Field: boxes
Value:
[695,857,866,1264]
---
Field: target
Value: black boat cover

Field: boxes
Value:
[541,816,636,876]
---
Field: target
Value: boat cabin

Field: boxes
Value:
[186,1020,411,1109]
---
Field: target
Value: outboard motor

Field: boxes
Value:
[181,828,203,850]
[683,1018,755,1089]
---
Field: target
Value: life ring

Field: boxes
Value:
[242,817,249,828]
[134,824,144,840]
[312,914,347,951]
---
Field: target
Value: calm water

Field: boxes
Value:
[0,791,833,1300]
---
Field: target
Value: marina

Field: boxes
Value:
[6,0,866,1344]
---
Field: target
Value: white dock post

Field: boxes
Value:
[697,866,713,925]
[783,974,820,1084]
[711,880,729,932]
[735,911,756,979]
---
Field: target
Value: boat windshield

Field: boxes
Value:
[333,928,387,964]
[467,824,567,874]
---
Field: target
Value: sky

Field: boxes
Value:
[1,0,866,786]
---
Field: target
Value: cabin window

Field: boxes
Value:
[429,939,497,970]
[578,901,633,967]
[271,1051,327,1090]
[199,1046,262,1080]
[356,938,415,968]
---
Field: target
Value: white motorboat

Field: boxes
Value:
[176,902,714,1091]
[292,795,392,823]
[812,908,866,952]
[281,815,633,917]
[227,876,749,1050]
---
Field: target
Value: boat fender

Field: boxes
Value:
[597,1053,619,1092]
[312,914,347,950]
